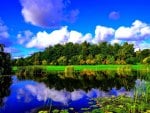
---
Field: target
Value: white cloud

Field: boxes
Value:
[93,26,115,43]
[26,26,69,48]
[26,26,115,48]
[68,30,82,43]
[25,20,150,51]
[0,21,13,47]
[20,0,79,28]
[115,20,150,41]
[114,20,150,50]
[115,27,133,40]
[83,33,93,43]
[0,22,9,38]
[111,39,122,44]
[17,30,33,44]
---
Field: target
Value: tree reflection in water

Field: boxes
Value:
[17,69,137,92]
[0,76,12,106]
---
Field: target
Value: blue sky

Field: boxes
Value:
[0,0,150,58]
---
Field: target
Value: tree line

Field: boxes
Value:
[0,44,11,75]
[12,42,150,66]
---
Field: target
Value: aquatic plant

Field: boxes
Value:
[96,80,150,113]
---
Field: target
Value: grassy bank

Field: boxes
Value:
[12,64,148,72]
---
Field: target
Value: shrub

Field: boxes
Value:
[143,56,150,64]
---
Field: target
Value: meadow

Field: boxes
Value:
[13,64,148,72]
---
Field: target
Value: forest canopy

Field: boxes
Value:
[11,42,150,66]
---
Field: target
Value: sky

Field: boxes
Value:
[0,0,150,58]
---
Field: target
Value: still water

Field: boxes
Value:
[0,76,133,113]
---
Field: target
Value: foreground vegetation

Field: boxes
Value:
[95,80,150,113]
[37,80,150,113]
[38,93,150,113]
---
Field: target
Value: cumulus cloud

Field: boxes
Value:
[111,39,122,44]
[68,30,83,43]
[17,30,33,44]
[109,11,120,20]
[111,20,150,50]
[20,0,79,28]
[0,20,13,46]
[92,26,115,43]
[26,26,69,48]
[25,20,150,50]
[115,20,150,41]
[26,26,115,48]
[0,22,9,38]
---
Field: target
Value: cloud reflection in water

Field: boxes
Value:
[0,77,132,113]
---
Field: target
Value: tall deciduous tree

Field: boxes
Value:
[0,44,11,75]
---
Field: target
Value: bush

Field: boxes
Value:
[143,56,150,64]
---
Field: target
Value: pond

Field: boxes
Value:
[0,77,134,113]
[0,69,149,113]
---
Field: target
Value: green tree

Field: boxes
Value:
[81,41,90,60]
[89,44,99,56]
[70,55,79,65]
[143,56,150,64]
[95,54,104,64]
[0,44,11,75]
[138,49,150,63]
[98,42,110,58]
[0,44,4,52]
[57,56,67,65]
[33,52,41,65]
[112,43,121,59]
[117,42,135,61]
[15,58,25,66]
[106,55,115,64]
[42,59,48,65]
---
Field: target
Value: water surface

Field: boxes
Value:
[0,76,132,113]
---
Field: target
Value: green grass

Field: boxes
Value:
[12,64,149,72]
